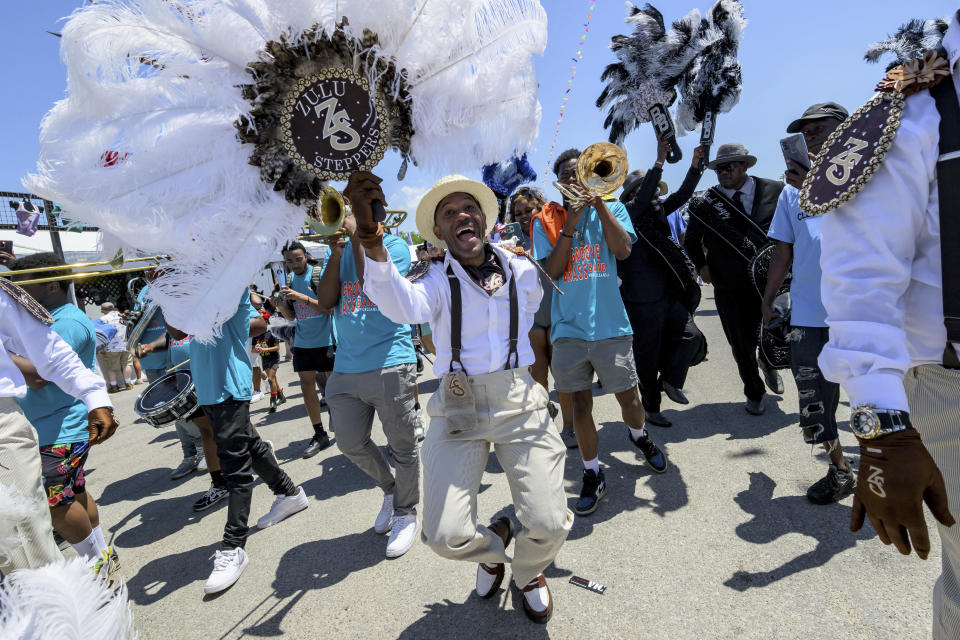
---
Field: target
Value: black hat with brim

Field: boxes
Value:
[786,102,849,133]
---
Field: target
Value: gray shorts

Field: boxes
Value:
[551,336,639,394]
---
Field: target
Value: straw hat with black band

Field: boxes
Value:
[415,175,500,248]
[706,143,757,170]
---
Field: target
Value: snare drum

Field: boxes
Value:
[134,370,201,427]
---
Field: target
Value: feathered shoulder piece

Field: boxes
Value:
[800,45,950,215]
[406,247,447,282]
[864,17,949,70]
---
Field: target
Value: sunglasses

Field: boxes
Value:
[713,162,741,174]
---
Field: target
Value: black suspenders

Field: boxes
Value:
[446,261,519,375]
[932,79,960,368]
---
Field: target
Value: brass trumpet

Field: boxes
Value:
[553,142,629,208]
[302,186,407,242]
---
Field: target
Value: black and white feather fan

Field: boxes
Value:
[864,17,949,70]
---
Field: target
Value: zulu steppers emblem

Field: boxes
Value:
[280,68,389,181]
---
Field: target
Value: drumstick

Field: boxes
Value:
[166,359,190,373]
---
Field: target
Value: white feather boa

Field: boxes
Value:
[0,484,135,640]
[25,0,547,339]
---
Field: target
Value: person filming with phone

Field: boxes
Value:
[761,102,851,504]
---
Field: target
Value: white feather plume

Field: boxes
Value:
[25,0,547,339]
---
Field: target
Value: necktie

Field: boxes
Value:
[733,190,746,214]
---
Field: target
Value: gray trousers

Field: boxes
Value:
[421,368,573,587]
[906,364,960,640]
[0,397,62,573]
[326,364,420,516]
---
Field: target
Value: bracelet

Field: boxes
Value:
[561,231,574,239]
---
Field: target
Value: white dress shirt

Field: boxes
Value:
[363,244,542,377]
[0,289,111,411]
[718,175,756,214]
[818,13,960,412]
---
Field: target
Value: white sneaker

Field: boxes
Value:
[251,391,265,403]
[385,514,418,558]
[197,454,208,472]
[204,547,248,594]
[256,486,308,529]
[374,493,394,534]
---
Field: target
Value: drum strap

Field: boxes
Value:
[932,79,960,368]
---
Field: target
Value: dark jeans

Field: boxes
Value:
[788,326,840,444]
[625,296,690,413]
[713,286,765,402]
[201,398,296,549]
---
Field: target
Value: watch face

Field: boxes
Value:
[852,411,877,437]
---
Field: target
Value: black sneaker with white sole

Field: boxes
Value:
[193,484,229,512]
[629,430,668,473]
[574,468,607,515]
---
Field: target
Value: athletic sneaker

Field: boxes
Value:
[559,428,579,449]
[807,464,856,505]
[193,484,229,512]
[204,547,248,594]
[256,486,308,529]
[269,395,278,413]
[93,546,120,584]
[629,430,668,473]
[251,391,265,403]
[575,468,607,516]
[197,455,208,472]
[374,493,395,534]
[276,389,287,407]
[385,514,418,558]
[171,453,201,480]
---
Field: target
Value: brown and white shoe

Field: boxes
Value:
[519,573,553,624]
[475,516,515,598]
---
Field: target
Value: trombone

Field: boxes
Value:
[553,142,629,207]
[1,256,167,286]
[302,186,407,242]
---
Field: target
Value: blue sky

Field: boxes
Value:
[2,1,956,238]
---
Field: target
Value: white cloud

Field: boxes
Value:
[386,184,430,234]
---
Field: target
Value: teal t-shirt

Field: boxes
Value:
[135,285,170,370]
[531,201,637,343]
[329,234,416,373]
[17,303,95,446]
[169,334,192,369]
[189,290,255,406]
[289,264,336,348]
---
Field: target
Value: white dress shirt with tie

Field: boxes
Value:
[818,16,960,413]
[0,289,110,411]
[719,176,756,214]
[362,245,542,377]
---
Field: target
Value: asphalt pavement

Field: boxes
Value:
[84,288,941,639]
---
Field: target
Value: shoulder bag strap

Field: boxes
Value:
[932,79,960,367]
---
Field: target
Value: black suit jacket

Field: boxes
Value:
[684,176,784,290]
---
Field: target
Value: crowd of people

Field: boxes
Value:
[0,12,958,636]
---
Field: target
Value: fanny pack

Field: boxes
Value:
[441,262,519,435]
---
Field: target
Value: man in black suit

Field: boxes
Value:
[684,143,785,415]
[620,139,706,426]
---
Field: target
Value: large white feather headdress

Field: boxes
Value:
[26,0,547,339]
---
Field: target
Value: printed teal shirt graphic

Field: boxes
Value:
[328,234,416,373]
[189,290,255,406]
[135,285,169,370]
[289,264,336,348]
[17,303,96,446]
[531,201,636,343]
[169,335,192,369]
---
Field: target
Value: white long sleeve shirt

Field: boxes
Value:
[363,245,542,377]
[818,12,960,412]
[0,289,111,412]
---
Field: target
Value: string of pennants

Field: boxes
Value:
[542,0,597,187]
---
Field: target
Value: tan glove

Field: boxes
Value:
[851,428,955,559]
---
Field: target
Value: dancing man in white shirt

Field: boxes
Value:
[812,15,959,638]
[0,278,117,575]
[343,171,573,624]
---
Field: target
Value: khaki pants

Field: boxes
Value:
[421,369,573,587]
[906,364,960,640]
[0,397,62,574]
